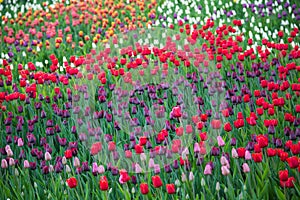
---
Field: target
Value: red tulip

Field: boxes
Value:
[287,156,299,169]
[256,135,268,148]
[280,177,295,188]
[99,176,109,191]
[279,170,288,181]
[267,148,277,157]
[237,147,246,158]
[166,184,176,194]
[66,177,77,188]
[171,106,182,118]
[64,149,73,159]
[224,122,232,132]
[252,153,263,162]
[152,175,163,188]
[140,183,149,195]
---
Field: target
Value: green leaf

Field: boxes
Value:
[275,187,286,200]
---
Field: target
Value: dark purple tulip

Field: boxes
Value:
[111,167,119,176]
[42,166,49,174]
[164,164,172,173]
[46,127,55,136]
[197,157,204,166]
[276,139,282,147]
[27,134,36,144]
[81,161,90,171]
[230,138,237,146]
[6,136,12,144]
[69,142,78,149]
[30,162,37,170]
[173,160,179,169]
[211,147,220,156]
[0,148,6,155]
[6,126,12,134]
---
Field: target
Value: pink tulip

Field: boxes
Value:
[242,163,250,173]
[24,160,30,168]
[220,156,229,166]
[245,150,252,160]
[194,143,200,153]
[204,164,212,175]
[217,136,225,147]
[221,166,230,176]
[148,158,155,168]
[1,159,8,169]
[231,148,238,158]
[9,158,15,166]
[98,165,105,174]
[45,152,52,161]
[73,157,80,167]
[6,149,13,157]
[135,163,142,173]
[154,164,161,174]
[17,138,24,147]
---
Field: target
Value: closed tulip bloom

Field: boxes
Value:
[6,149,13,157]
[73,157,80,167]
[221,156,229,166]
[9,158,15,166]
[189,171,194,181]
[221,166,230,176]
[66,177,77,188]
[17,138,24,147]
[44,152,52,161]
[99,176,109,191]
[98,165,105,174]
[217,136,225,147]
[140,183,149,195]
[166,184,176,194]
[232,148,238,158]
[152,175,163,188]
[24,160,30,168]
[279,170,288,181]
[1,159,8,169]
[242,163,250,173]
[245,150,252,160]
[65,165,71,173]
[204,164,212,175]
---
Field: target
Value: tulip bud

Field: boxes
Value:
[45,152,52,161]
[1,159,8,169]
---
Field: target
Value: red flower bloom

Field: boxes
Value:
[64,149,73,159]
[140,183,149,195]
[224,122,232,132]
[211,119,221,129]
[166,184,176,194]
[256,135,268,148]
[267,148,277,157]
[171,106,182,118]
[99,176,109,191]
[280,177,295,188]
[66,177,77,188]
[152,175,163,188]
[252,153,263,162]
[287,156,299,169]
[278,170,288,181]
[237,147,246,158]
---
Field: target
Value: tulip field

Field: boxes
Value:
[1,0,300,199]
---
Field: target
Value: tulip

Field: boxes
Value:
[245,151,252,160]
[66,177,77,188]
[221,166,230,176]
[242,163,250,173]
[152,175,163,188]
[1,159,8,169]
[166,184,176,194]
[99,176,109,191]
[140,183,149,195]
[45,152,52,161]
[204,164,212,175]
